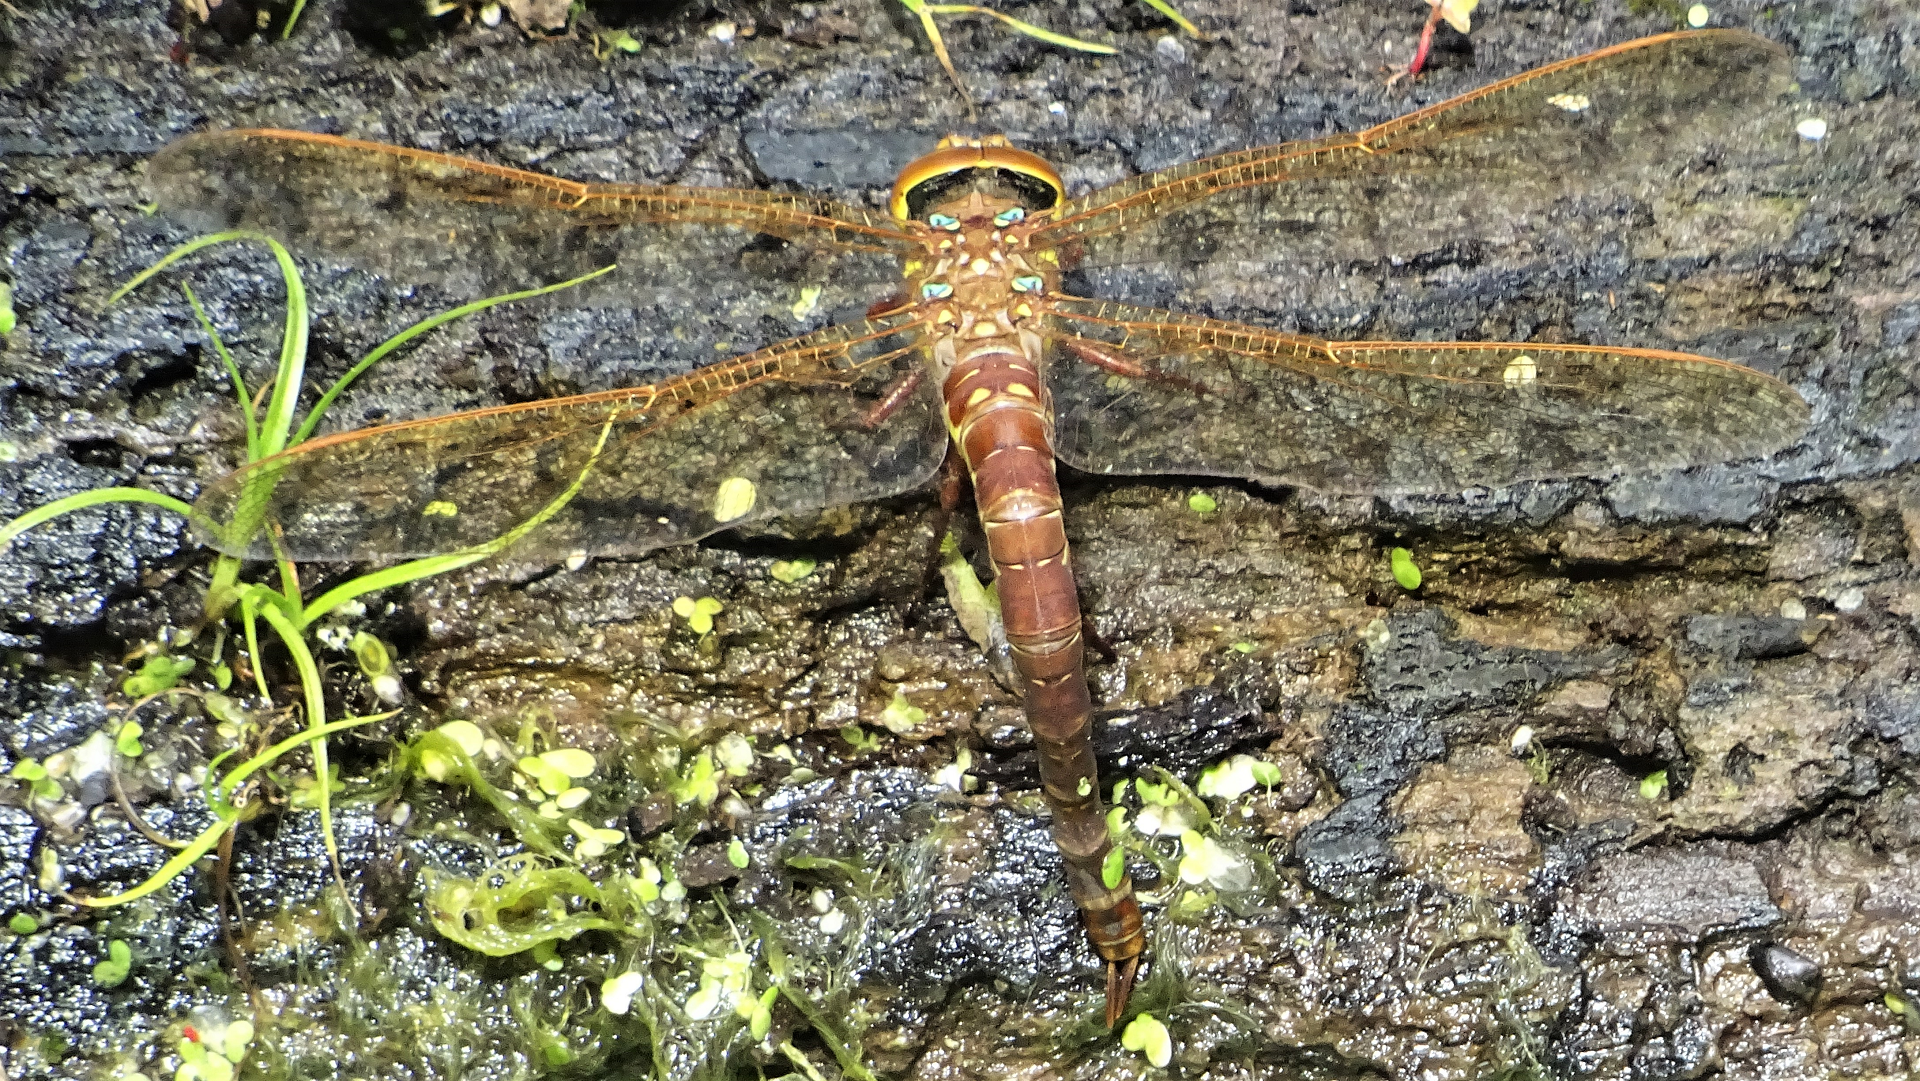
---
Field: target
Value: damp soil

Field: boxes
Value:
[2,0,1919,1078]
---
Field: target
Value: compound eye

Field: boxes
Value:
[927,213,962,231]
[920,281,954,300]
[993,207,1026,227]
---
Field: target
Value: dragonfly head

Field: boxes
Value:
[890,134,1063,224]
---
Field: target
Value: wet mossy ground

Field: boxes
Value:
[3,0,1920,1077]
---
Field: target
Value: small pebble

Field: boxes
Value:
[1834,587,1865,613]
[1509,725,1536,757]
[1796,117,1829,141]
[708,21,736,43]
[1779,598,1807,621]
[1686,4,1709,27]
[1155,35,1186,62]
[1750,941,1823,1005]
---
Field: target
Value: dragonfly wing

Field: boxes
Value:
[193,314,945,561]
[1040,298,1807,494]
[1031,31,1794,323]
[149,129,916,363]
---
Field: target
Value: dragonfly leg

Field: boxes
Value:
[1059,337,1211,398]
[865,289,912,320]
[1083,620,1119,665]
[856,366,928,431]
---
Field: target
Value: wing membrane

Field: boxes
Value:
[1032,31,1793,323]
[194,313,945,561]
[149,129,917,365]
[1040,297,1807,494]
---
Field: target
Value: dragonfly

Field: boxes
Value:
[151,30,1808,1026]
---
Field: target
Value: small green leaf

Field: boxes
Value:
[539,748,597,779]
[727,838,749,868]
[749,985,778,1040]
[115,722,145,758]
[210,663,233,690]
[670,749,720,806]
[839,724,881,753]
[712,476,757,523]
[770,558,816,583]
[880,687,927,734]
[605,28,641,52]
[673,595,722,635]
[1887,991,1909,1015]
[1186,491,1217,514]
[8,913,38,934]
[122,654,195,697]
[349,630,392,679]
[1390,547,1422,590]
[92,938,132,987]
[1120,1011,1172,1067]
[1230,640,1256,653]
[0,281,16,336]
[1640,769,1669,800]
[1101,846,1126,890]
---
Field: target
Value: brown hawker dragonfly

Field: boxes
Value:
[153,30,1808,1025]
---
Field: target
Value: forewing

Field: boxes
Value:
[149,129,918,362]
[193,314,945,561]
[1041,299,1808,494]
[1032,31,1794,325]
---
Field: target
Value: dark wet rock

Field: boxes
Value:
[1294,791,1399,900]
[1553,851,1781,942]
[1685,613,1814,660]
[1362,606,1629,719]
[1604,468,1781,525]
[1750,941,1824,1005]
[676,841,743,890]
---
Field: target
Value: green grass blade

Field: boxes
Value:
[924,3,1116,53]
[106,230,282,307]
[291,264,618,447]
[1137,0,1201,38]
[282,0,306,38]
[75,713,376,908]
[298,410,626,627]
[251,588,345,893]
[254,235,308,459]
[897,0,974,106]
[239,592,273,703]
[1,488,200,552]
[181,281,259,457]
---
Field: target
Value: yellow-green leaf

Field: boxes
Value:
[712,476,757,523]
[1390,547,1422,590]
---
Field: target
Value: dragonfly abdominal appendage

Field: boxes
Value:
[155,29,1807,1033]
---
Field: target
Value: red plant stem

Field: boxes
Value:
[1408,3,1444,75]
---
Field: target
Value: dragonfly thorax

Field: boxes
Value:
[909,190,1056,361]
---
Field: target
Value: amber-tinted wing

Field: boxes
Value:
[192,312,944,561]
[1030,31,1792,319]
[1039,298,1807,493]
[149,130,920,365]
